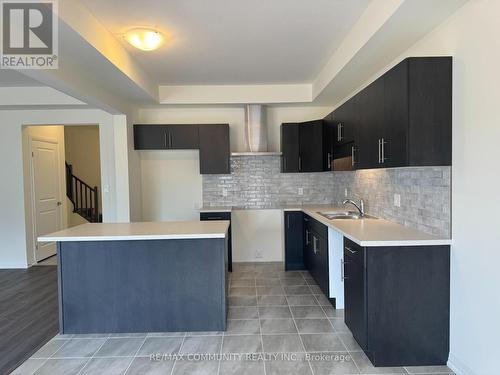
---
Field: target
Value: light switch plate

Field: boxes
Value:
[394,193,401,207]
[298,188,304,196]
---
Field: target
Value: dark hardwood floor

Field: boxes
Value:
[0,265,58,374]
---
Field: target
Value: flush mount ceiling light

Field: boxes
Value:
[124,28,164,51]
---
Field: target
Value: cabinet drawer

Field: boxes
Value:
[344,238,364,263]
[200,212,231,221]
[304,214,328,239]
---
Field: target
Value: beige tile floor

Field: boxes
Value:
[13,262,455,375]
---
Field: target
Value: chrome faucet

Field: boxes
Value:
[343,198,365,217]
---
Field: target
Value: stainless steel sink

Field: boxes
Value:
[317,211,377,220]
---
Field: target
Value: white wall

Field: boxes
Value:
[140,150,202,221]
[336,1,500,373]
[231,209,283,262]
[0,109,130,268]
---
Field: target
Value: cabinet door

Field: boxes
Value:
[299,120,324,172]
[408,57,452,166]
[303,217,313,271]
[312,232,329,296]
[322,114,335,171]
[166,125,199,149]
[357,78,384,170]
[284,211,305,270]
[134,125,168,150]
[382,59,408,167]
[199,124,230,174]
[344,239,367,350]
[281,123,300,173]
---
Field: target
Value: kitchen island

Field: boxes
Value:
[38,221,230,334]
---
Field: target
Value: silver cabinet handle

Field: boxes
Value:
[305,229,310,245]
[381,138,387,163]
[327,152,331,169]
[338,123,344,141]
[345,246,357,254]
[164,132,168,148]
[341,259,348,281]
[351,146,356,166]
[313,236,318,254]
[298,156,302,172]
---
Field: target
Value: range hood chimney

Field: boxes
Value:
[245,104,268,152]
[231,105,281,156]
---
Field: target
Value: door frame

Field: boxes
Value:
[28,134,65,263]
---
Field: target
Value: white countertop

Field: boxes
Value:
[38,221,230,242]
[198,205,451,247]
[302,208,451,247]
[199,206,233,213]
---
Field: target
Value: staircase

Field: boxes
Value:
[65,162,102,223]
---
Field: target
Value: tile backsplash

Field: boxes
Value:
[202,155,451,237]
[331,167,451,237]
[202,155,335,209]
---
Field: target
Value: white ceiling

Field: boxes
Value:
[80,0,370,85]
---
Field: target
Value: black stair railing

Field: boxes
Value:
[65,162,101,223]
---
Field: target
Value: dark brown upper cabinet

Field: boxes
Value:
[134,125,169,150]
[331,98,357,147]
[322,115,335,171]
[356,77,385,170]
[299,120,324,172]
[407,57,452,166]
[328,56,452,170]
[166,125,199,149]
[134,124,198,150]
[281,123,300,173]
[199,124,230,174]
[281,120,325,173]
[134,123,230,175]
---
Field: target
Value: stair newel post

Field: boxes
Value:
[94,186,99,222]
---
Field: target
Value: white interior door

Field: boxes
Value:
[31,138,63,262]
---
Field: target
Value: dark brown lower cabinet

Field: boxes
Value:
[284,211,304,270]
[303,215,331,301]
[200,211,232,272]
[343,238,450,367]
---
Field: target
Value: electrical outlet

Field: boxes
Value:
[344,188,348,197]
[255,249,263,259]
[298,188,304,196]
[394,193,401,207]
[222,188,228,197]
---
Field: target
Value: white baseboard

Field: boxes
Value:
[0,262,28,269]
[448,352,477,375]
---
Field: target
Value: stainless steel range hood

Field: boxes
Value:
[231,105,281,156]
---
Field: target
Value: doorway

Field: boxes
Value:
[28,130,65,262]
[23,124,102,265]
